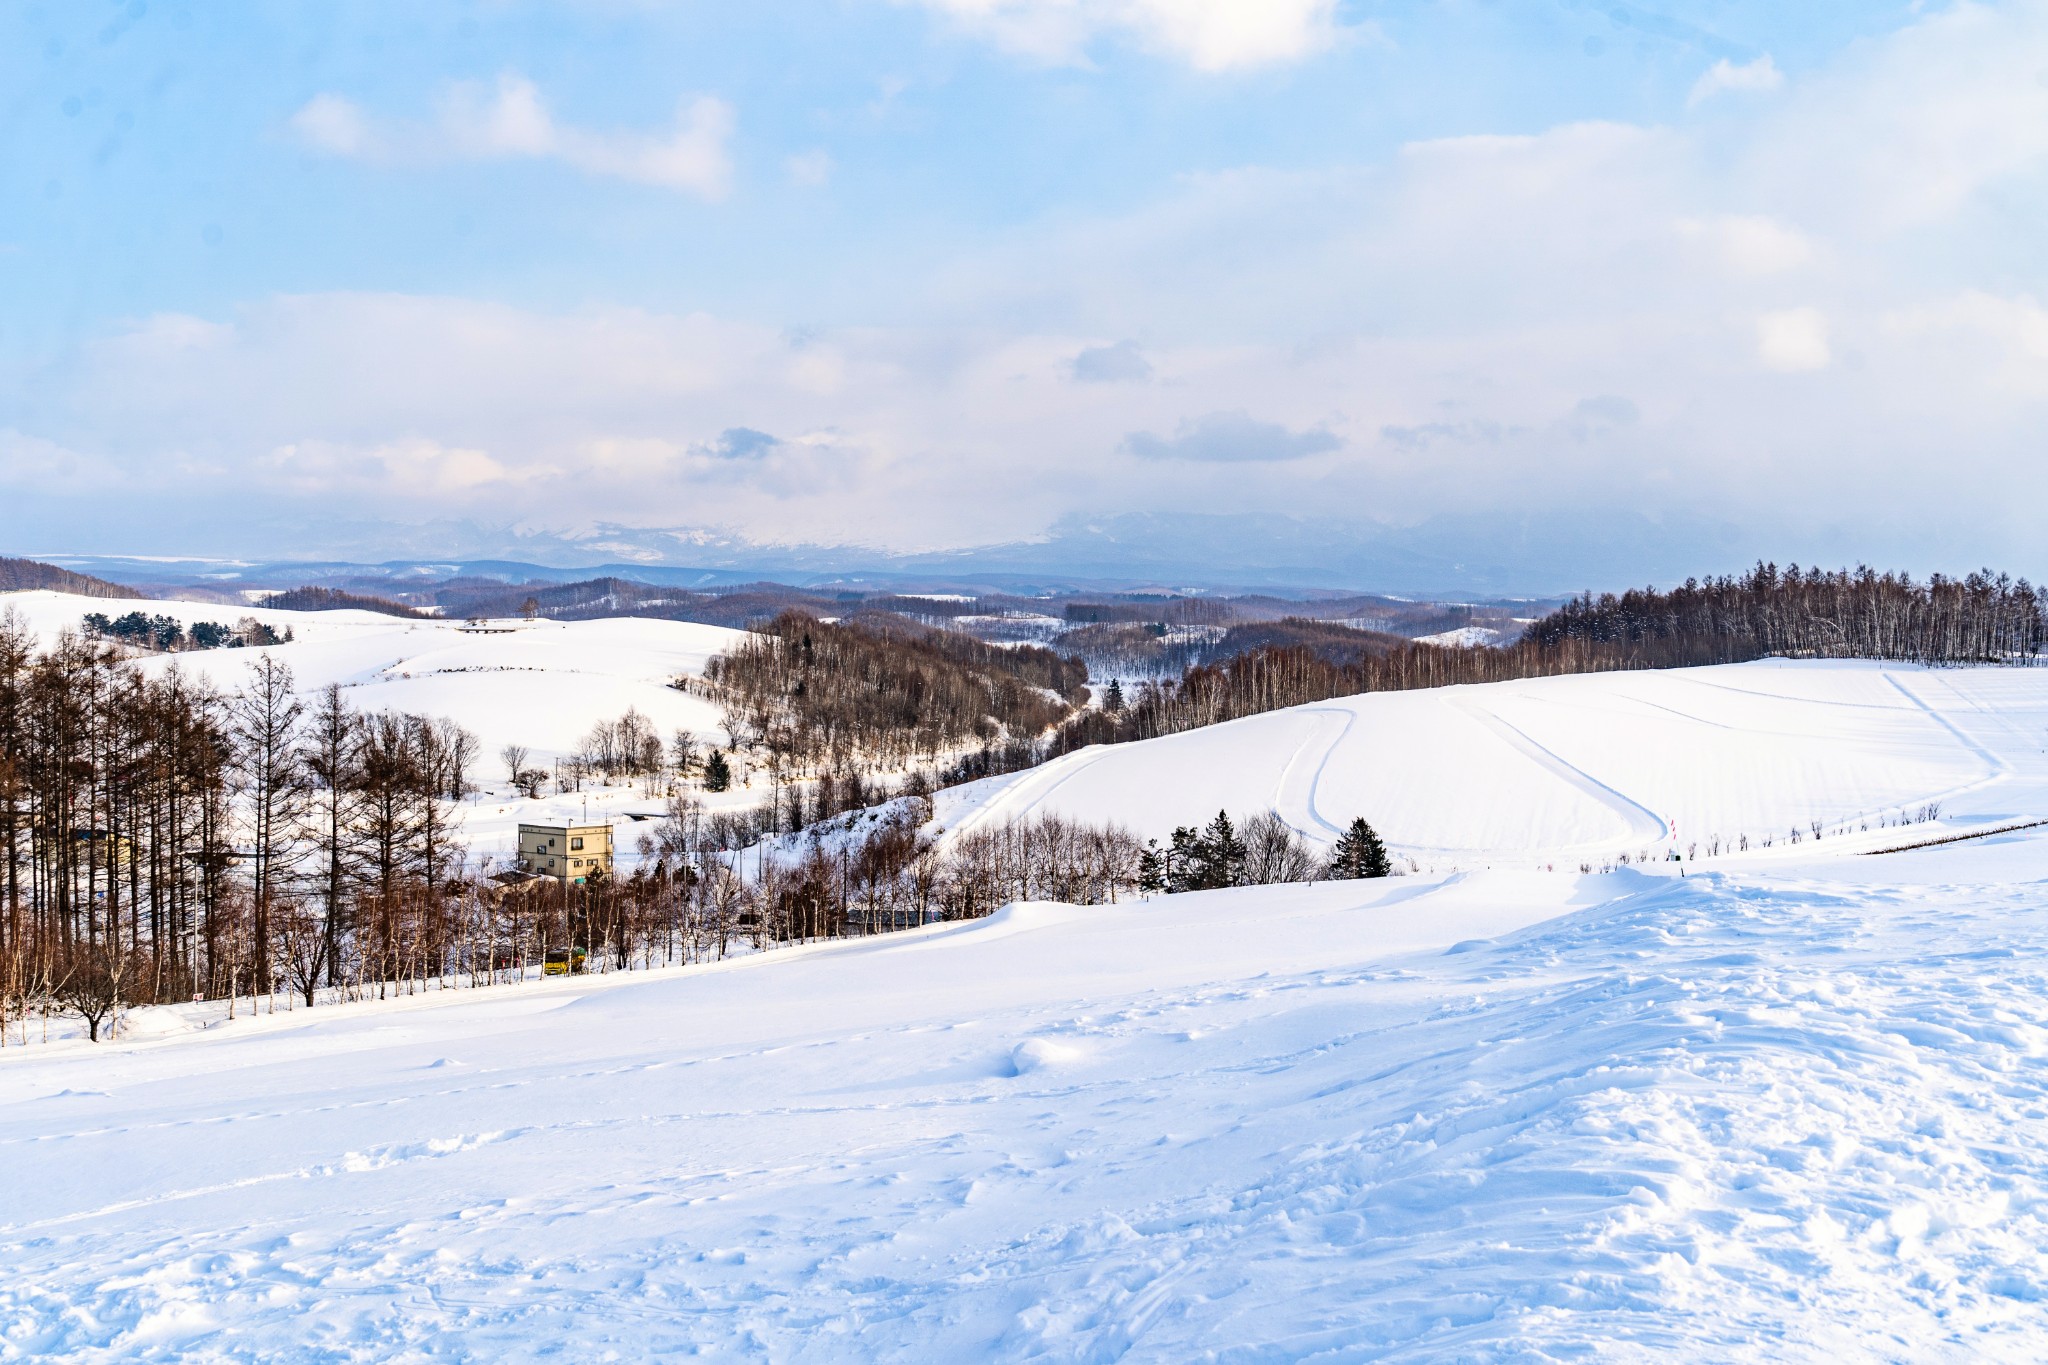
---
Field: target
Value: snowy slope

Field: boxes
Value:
[938,661,2047,869]
[2,590,743,771]
[3,591,749,865]
[7,836,2048,1358]
[1414,625,1505,647]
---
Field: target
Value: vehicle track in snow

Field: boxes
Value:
[939,744,1111,844]
[1271,706,1358,843]
[1449,693,1671,851]
[1881,673,2013,810]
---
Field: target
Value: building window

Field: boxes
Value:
[570,836,584,851]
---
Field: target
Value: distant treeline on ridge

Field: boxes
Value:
[1038,564,2046,761]
[0,556,135,599]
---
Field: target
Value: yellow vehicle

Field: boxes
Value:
[541,947,589,977]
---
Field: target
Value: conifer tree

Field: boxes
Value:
[703,749,733,793]
[1167,825,1204,893]
[1103,678,1125,715]
[1198,810,1246,889]
[1327,816,1391,879]
[1136,839,1166,894]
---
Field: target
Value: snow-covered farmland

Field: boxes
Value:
[7,838,2048,1358]
[941,660,2039,869]
[1414,624,1505,648]
[9,598,2048,1356]
[4,590,746,868]
[4,591,742,772]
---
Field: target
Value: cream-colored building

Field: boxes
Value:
[518,822,614,883]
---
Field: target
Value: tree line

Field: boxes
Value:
[1523,563,2046,665]
[641,799,1392,944]
[0,613,478,1040]
[703,610,1090,778]
[83,610,290,653]
[1037,563,2046,761]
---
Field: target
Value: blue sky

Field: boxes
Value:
[5,1,2046,588]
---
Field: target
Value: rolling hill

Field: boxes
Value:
[6,593,2048,1357]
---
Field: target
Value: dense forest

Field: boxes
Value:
[260,586,423,617]
[0,556,136,598]
[703,610,1089,775]
[1523,564,2046,664]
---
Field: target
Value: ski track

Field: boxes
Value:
[944,744,1110,843]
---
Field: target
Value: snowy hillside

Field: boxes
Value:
[3,590,748,868]
[2,590,742,769]
[7,834,2048,1358]
[1414,624,1505,647]
[9,594,2048,1355]
[940,660,2044,869]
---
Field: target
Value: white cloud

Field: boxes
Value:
[1124,411,1340,462]
[785,150,833,187]
[1689,54,1783,106]
[289,93,373,156]
[1749,4,2048,229]
[1678,215,1816,277]
[0,431,118,490]
[1885,291,2048,397]
[290,74,734,198]
[265,438,530,494]
[31,2,2048,572]
[907,0,1345,71]
[1071,340,1152,383]
[1756,308,1831,372]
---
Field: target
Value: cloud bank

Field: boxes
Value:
[20,2,2048,586]
[292,74,733,197]
[904,0,1347,71]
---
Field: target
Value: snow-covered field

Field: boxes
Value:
[940,660,2041,869]
[1413,624,1506,648]
[4,590,741,772]
[7,838,2048,1359]
[8,606,2048,1358]
[4,590,747,868]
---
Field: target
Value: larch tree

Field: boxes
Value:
[231,655,307,997]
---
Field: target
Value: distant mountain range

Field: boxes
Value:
[32,508,1750,601]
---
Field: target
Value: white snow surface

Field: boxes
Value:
[9,631,2048,1356]
[3,590,743,772]
[1414,625,1505,648]
[9,841,2048,1358]
[4,591,749,869]
[937,659,2036,867]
